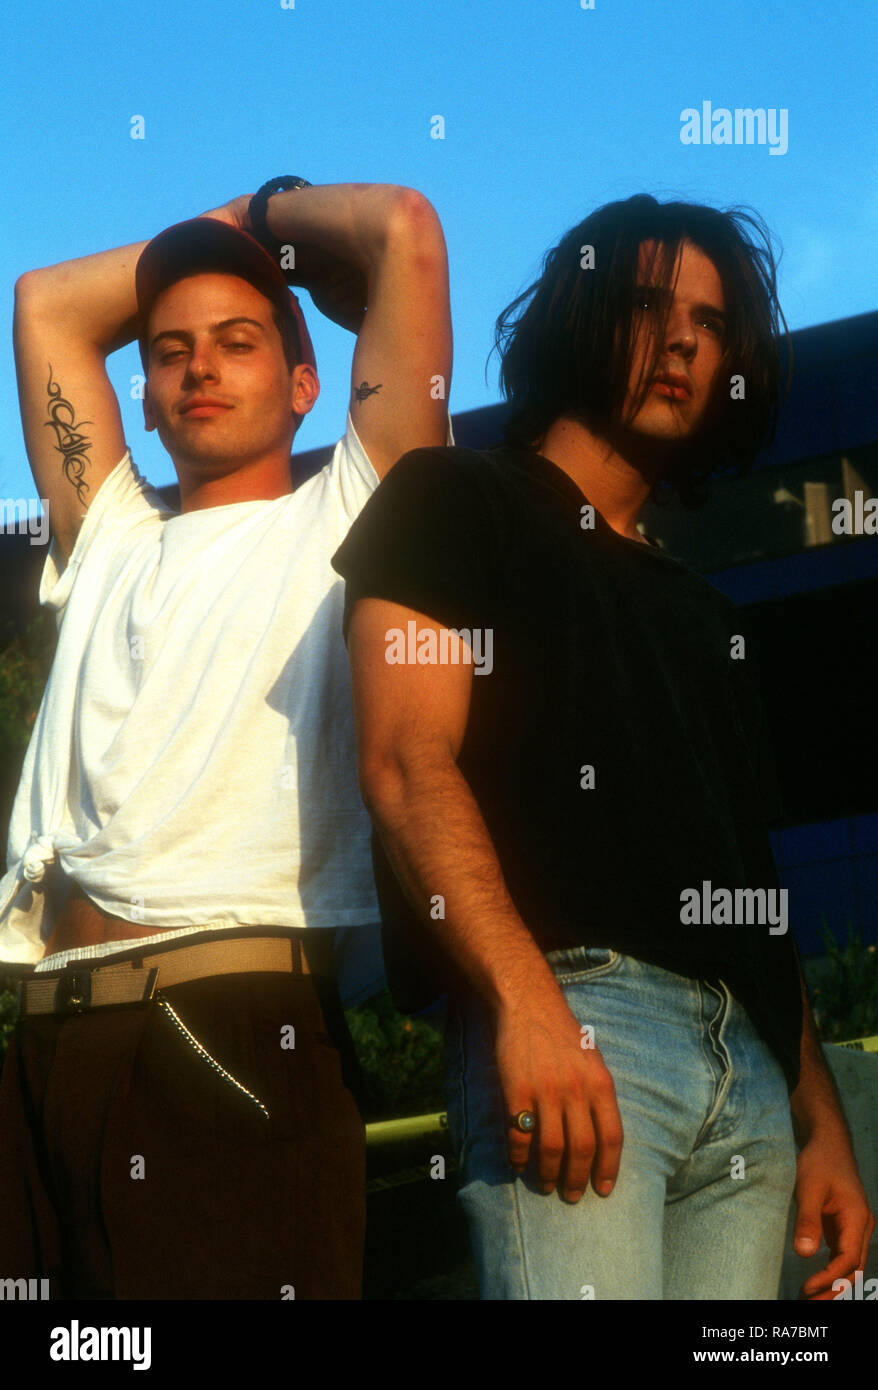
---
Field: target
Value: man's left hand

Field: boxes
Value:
[792,1124,874,1299]
[288,242,367,334]
[200,195,254,232]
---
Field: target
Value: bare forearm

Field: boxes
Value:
[364,755,559,1011]
[14,184,436,353]
[15,240,149,354]
[265,183,439,284]
[789,957,849,1144]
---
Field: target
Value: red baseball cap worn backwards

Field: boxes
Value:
[135,218,316,372]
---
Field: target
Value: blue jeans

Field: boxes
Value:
[444,946,798,1300]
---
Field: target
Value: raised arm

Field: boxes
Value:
[347,595,624,1203]
[259,183,452,478]
[14,182,451,564]
[14,240,147,561]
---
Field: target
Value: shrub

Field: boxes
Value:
[345,990,445,1120]
[804,919,878,1044]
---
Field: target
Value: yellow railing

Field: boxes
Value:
[833,1034,878,1053]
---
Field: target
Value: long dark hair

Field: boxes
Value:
[493,194,791,506]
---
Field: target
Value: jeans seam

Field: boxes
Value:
[507,1174,534,1299]
[694,981,734,1144]
[550,948,622,986]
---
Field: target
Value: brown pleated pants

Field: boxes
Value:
[0,969,366,1299]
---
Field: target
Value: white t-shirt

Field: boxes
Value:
[0,414,395,966]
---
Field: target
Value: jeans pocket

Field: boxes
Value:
[547,944,623,984]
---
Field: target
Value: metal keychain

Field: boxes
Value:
[155,992,270,1121]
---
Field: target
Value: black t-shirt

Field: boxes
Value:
[331,444,803,1093]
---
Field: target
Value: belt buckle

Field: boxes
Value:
[57,970,91,1014]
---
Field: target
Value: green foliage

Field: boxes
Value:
[0,613,57,1079]
[0,611,58,861]
[0,610,56,755]
[345,990,445,1120]
[805,919,878,1044]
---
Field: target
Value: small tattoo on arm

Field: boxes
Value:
[44,365,93,504]
[354,381,382,402]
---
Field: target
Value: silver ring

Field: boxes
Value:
[509,1109,536,1134]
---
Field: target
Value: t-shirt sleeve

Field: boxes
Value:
[40,451,173,617]
[330,447,494,638]
[328,411,457,526]
[325,413,380,524]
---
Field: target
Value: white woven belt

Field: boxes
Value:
[18,936,306,1016]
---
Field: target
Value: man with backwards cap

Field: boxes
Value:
[0,180,452,1299]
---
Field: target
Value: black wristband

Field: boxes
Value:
[248,177,312,272]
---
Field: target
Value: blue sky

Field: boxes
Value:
[2,0,876,498]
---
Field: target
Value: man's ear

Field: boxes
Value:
[143,377,156,432]
[291,363,320,421]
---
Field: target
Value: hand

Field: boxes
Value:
[288,242,367,334]
[198,196,367,332]
[198,195,254,233]
[792,1124,874,1299]
[492,984,624,1203]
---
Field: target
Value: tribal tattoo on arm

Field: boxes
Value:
[44,365,93,504]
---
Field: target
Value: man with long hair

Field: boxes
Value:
[332,194,872,1299]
